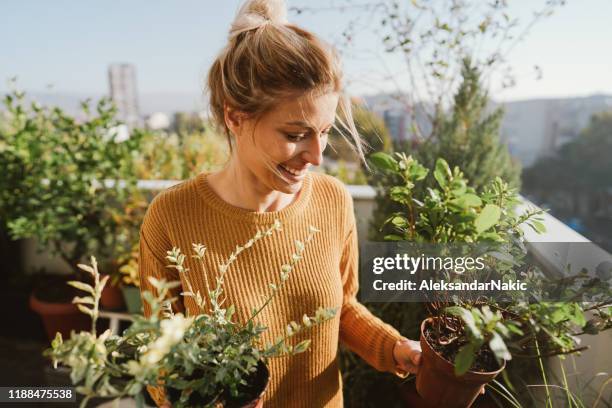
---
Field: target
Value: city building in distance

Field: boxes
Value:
[108,63,141,130]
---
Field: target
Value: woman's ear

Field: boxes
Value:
[224,104,245,137]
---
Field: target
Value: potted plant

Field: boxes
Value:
[369,152,612,407]
[45,220,337,408]
[0,88,144,339]
[116,242,143,314]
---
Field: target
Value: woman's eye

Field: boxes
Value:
[285,133,305,142]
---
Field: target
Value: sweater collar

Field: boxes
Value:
[195,172,313,225]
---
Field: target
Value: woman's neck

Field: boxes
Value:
[207,161,298,213]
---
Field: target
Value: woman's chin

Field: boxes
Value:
[276,178,303,194]
[271,173,304,194]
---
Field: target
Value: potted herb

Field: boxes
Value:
[370,152,612,407]
[45,221,337,408]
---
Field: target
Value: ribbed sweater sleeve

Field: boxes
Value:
[138,195,185,407]
[138,194,186,318]
[337,191,405,375]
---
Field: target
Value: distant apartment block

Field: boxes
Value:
[363,94,433,143]
[108,63,141,129]
[500,94,612,166]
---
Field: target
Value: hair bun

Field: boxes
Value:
[229,0,288,40]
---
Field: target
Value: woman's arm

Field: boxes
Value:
[138,196,186,318]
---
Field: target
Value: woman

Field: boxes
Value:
[139,0,422,406]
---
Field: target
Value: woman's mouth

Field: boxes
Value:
[278,163,308,182]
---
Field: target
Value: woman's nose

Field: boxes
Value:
[303,134,326,166]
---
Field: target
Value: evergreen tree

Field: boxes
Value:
[417,58,521,191]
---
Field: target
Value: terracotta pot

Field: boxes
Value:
[100,277,125,311]
[121,285,142,314]
[29,292,90,341]
[415,318,506,408]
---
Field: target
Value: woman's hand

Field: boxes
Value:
[392,338,422,375]
[393,339,485,396]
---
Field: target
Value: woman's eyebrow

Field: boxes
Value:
[283,120,334,130]
[284,120,311,128]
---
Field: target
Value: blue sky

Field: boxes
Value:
[2,0,611,102]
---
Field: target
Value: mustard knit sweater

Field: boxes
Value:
[138,171,405,407]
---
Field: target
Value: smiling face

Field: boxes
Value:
[227,91,339,194]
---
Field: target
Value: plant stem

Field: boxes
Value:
[488,379,522,408]
[558,356,573,408]
[534,336,552,408]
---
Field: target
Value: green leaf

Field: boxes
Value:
[99,275,109,293]
[142,291,155,306]
[76,304,93,317]
[489,332,511,363]
[72,296,95,306]
[446,306,482,339]
[551,305,568,323]
[449,194,482,209]
[531,220,546,234]
[408,162,429,180]
[505,322,524,336]
[77,263,95,275]
[450,179,467,195]
[369,152,398,172]
[51,332,63,348]
[568,303,586,327]
[390,216,408,228]
[293,339,311,354]
[454,343,476,376]
[433,158,451,188]
[389,186,412,204]
[67,281,95,295]
[226,304,235,321]
[383,234,404,241]
[475,204,501,233]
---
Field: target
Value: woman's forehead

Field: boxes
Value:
[269,92,339,127]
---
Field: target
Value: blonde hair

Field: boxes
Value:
[206,0,366,163]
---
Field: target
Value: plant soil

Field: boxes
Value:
[166,380,220,408]
[224,360,269,408]
[424,316,501,373]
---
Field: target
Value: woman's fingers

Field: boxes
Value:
[393,338,423,374]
